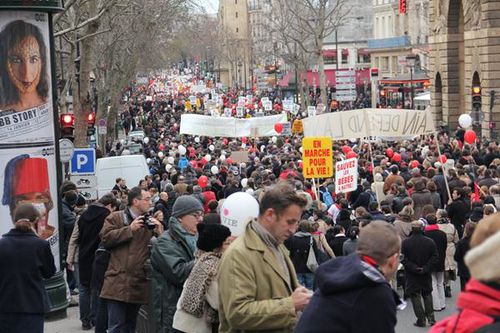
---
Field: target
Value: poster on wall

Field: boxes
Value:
[0,11,60,270]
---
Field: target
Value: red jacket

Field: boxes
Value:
[430,279,500,333]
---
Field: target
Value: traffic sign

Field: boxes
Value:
[98,118,106,127]
[98,126,107,135]
[59,138,74,163]
[70,148,96,174]
[70,174,97,188]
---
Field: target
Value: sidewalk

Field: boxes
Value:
[45,304,81,333]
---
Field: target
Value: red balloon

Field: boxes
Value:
[200,157,207,165]
[392,153,402,162]
[223,138,228,145]
[464,130,477,144]
[346,151,357,159]
[386,148,394,158]
[226,157,233,164]
[410,160,420,169]
[342,145,351,154]
[274,123,283,133]
[241,137,247,144]
[198,176,209,188]
[159,144,165,151]
[439,155,447,164]
[190,160,197,167]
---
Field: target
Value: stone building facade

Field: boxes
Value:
[429,0,500,137]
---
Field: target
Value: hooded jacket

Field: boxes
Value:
[295,254,398,333]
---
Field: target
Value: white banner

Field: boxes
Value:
[180,114,287,137]
[303,108,435,140]
[335,158,358,194]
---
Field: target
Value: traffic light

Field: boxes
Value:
[87,112,96,136]
[380,89,387,106]
[472,86,481,111]
[60,114,75,140]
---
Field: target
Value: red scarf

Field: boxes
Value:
[425,224,439,232]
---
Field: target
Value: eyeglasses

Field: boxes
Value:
[190,212,204,219]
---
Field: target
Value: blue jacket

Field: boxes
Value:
[295,254,398,333]
[0,229,56,314]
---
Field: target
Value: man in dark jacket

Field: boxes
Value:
[296,221,402,333]
[402,221,439,327]
[446,188,471,238]
[77,193,118,330]
[424,214,448,312]
[62,190,78,291]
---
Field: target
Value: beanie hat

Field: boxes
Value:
[196,223,231,252]
[465,230,500,282]
[172,195,204,218]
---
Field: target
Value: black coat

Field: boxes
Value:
[284,233,318,274]
[326,233,348,257]
[401,232,438,294]
[454,236,472,279]
[447,199,471,229]
[0,229,56,314]
[424,227,447,272]
[78,203,111,286]
[295,254,398,333]
[154,199,170,226]
[203,212,220,224]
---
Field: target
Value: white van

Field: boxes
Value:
[96,155,150,198]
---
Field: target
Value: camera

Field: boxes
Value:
[142,214,156,230]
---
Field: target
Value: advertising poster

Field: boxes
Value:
[0,11,60,269]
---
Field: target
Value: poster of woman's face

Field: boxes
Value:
[0,12,60,270]
[0,12,54,145]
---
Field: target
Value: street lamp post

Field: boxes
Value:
[406,54,417,109]
[237,61,243,89]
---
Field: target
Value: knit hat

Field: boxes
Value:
[172,195,204,218]
[465,230,500,282]
[196,223,231,252]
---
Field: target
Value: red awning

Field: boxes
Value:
[342,49,349,55]
[322,49,336,57]
[357,48,370,56]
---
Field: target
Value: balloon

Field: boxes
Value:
[198,176,209,188]
[226,157,233,164]
[299,147,303,153]
[241,178,248,187]
[146,158,151,164]
[159,144,165,150]
[274,123,283,133]
[178,145,187,155]
[386,148,394,158]
[209,144,215,151]
[120,139,125,145]
[221,192,259,236]
[194,137,201,143]
[221,150,227,156]
[458,114,472,128]
[464,130,476,144]
[200,157,207,165]
[410,160,419,169]
[439,155,447,164]
[205,154,212,162]
[346,151,357,159]
[342,145,351,154]
[241,137,247,144]
[223,138,228,145]
[143,137,150,144]
[211,165,219,174]
[392,153,402,162]
[271,136,277,143]
[240,163,246,169]
[190,160,197,168]
[241,143,246,149]
[158,151,164,159]
[220,154,226,162]
[167,156,175,164]
[165,164,172,171]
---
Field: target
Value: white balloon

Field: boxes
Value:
[299,147,303,153]
[241,178,248,187]
[160,134,164,139]
[146,158,151,164]
[166,164,172,171]
[220,154,226,162]
[120,139,125,145]
[260,145,265,152]
[246,188,254,195]
[205,154,212,162]
[143,137,150,144]
[458,114,472,128]
[209,144,215,151]
[178,145,187,155]
[194,137,200,143]
[167,156,175,164]
[220,192,259,236]
[240,163,246,169]
[169,150,175,156]
[221,150,227,156]
[211,165,219,174]
[241,143,246,149]
[271,136,277,143]
[158,151,164,159]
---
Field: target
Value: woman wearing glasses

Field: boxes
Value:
[150,195,205,332]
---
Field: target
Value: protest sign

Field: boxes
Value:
[307,106,317,117]
[282,122,292,136]
[224,108,232,117]
[236,107,244,117]
[302,137,333,179]
[335,158,358,194]
[263,101,272,111]
[302,108,435,140]
[292,119,304,134]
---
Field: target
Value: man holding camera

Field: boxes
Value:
[99,187,163,333]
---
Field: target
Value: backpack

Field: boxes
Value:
[319,189,334,208]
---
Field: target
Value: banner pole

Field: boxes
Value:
[435,132,452,205]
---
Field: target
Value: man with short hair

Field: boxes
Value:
[384,166,405,194]
[296,221,402,333]
[99,187,163,333]
[218,183,310,332]
[154,192,170,226]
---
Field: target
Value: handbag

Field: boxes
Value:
[306,236,319,272]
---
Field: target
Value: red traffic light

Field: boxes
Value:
[87,112,95,123]
[60,114,74,127]
[380,90,386,97]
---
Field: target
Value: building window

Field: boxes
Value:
[236,27,239,33]
[236,12,238,18]
[235,0,237,4]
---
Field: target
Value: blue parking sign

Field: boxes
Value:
[70,148,95,174]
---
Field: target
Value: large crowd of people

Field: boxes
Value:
[1,69,500,333]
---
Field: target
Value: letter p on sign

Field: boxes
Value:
[70,148,95,174]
